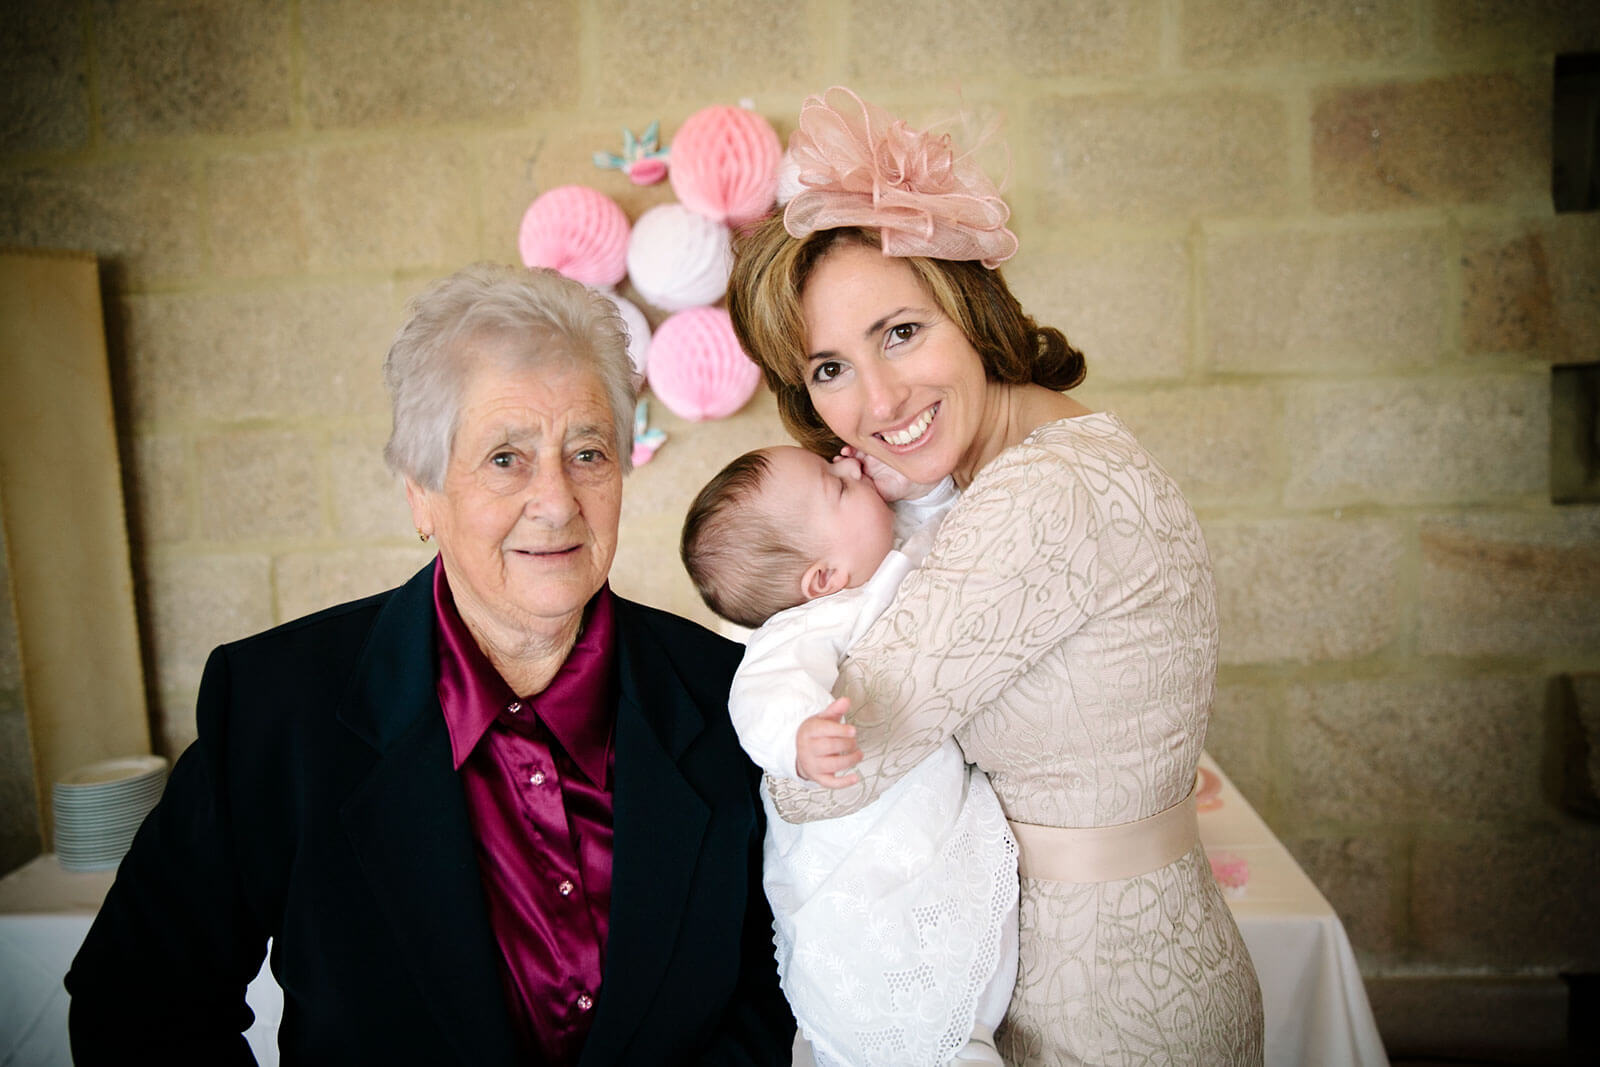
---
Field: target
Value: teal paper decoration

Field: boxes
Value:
[594,121,671,185]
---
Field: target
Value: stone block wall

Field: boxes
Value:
[4,0,1598,1051]
[0,516,40,874]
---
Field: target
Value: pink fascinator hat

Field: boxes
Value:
[517,185,631,289]
[783,87,1018,269]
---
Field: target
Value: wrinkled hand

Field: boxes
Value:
[794,697,862,789]
[837,446,939,503]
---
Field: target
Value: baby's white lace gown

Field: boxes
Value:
[764,738,1015,1066]
[771,414,1265,1065]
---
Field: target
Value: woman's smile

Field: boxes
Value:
[800,243,990,487]
[878,402,939,448]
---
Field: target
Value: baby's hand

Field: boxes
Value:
[794,697,862,789]
[838,447,938,503]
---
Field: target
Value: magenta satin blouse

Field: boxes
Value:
[432,562,617,1064]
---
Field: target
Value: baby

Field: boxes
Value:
[681,445,1018,1067]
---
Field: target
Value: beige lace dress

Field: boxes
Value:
[770,412,1264,1065]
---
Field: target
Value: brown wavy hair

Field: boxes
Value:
[727,214,1087,457]
[680,448,814,629]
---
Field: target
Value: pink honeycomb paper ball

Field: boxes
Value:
[625,203,732,312]
[668,105,782,226]
[645,307,760,422]
[517,185,630,288]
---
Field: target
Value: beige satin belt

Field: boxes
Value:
[1009,790,1199,883]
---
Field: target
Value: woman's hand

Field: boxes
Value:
[837,446,940,503]
[794,697,862,788]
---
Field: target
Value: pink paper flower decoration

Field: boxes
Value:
[668,104,782,226]
[593,121,671,185]
[645,307,760,422]
[517,185,630,288]
[627,156,668,186]
[625,203,732,312]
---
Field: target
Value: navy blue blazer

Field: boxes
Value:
[66,562,793,1065]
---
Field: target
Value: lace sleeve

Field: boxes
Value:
[770,445,1100,822]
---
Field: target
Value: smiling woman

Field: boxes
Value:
[729,220,1086,483]
[725,87,1263,1065]
[65,263,795,1065]
[798,242,1011,490]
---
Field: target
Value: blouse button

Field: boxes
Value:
[506,701,522,714]
[530,770,546,786]
[576,994,593,1012]
[558,879,574,896]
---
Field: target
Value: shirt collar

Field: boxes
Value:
[432,560,617,786]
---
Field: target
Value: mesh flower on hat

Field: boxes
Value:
[783,87,1018,269]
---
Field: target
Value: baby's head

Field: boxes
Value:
[681,445,896,629]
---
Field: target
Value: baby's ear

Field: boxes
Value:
[800,562,846,601]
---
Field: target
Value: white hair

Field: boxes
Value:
[382,263,638,489]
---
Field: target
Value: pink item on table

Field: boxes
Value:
[625,203,733,312]
[668,104,782,226]
[1209,851,1249,898]
[518,185,631,289]
[644,306,760,422]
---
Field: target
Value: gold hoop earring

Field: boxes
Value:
[417,529,430,543]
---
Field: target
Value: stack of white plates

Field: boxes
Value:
[53,755,168,872]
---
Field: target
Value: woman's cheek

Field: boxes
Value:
[811,387,860,446]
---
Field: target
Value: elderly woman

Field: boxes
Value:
[67,264,794,1064]
[727,89,1262,1064]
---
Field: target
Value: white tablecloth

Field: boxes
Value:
[1197,752,1389,1066]
[795,753,1389,1065]
[0,856,281,1067]
[3,753,1383,1066]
